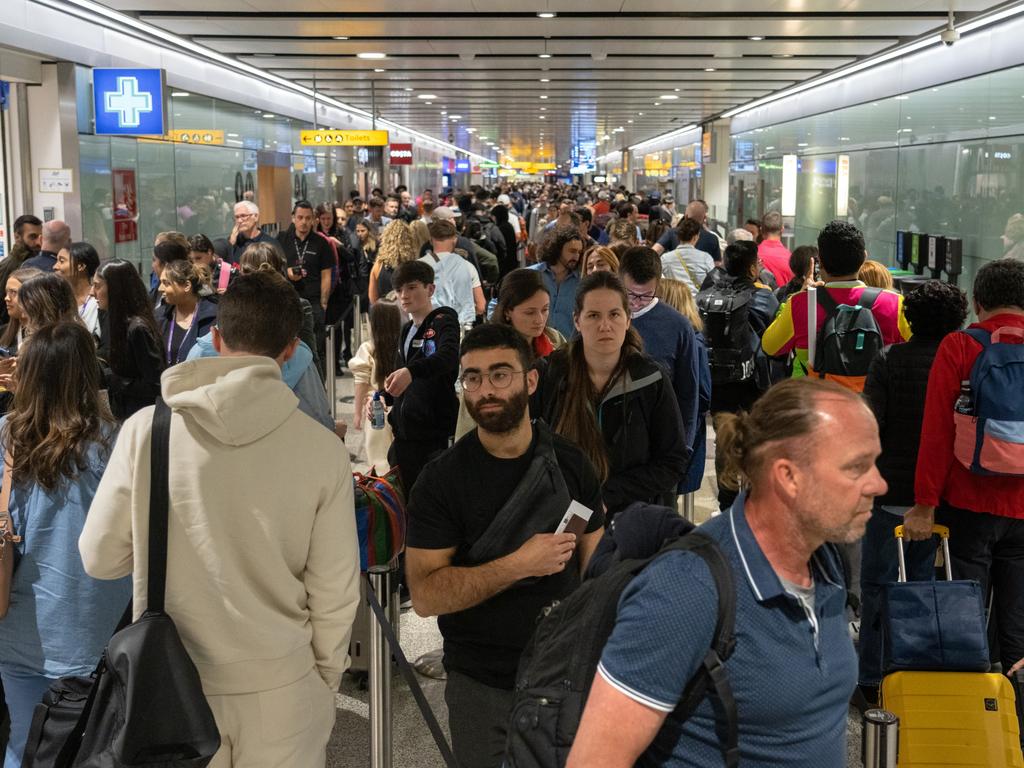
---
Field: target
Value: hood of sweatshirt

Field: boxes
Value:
[161,356,299,447]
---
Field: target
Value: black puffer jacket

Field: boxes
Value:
[389,306,460,442]
[539,349,688,516]
[863,336,943,506]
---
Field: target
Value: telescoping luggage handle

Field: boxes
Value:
[893,524,952,582]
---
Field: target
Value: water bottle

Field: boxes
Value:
[370,391,386,430]
[954,380,973,416]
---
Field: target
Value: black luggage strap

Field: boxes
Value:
[661,534,739,768]
[364,574,458,768]
[146,398,172,613]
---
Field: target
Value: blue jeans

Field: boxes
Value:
[0,667,58,768]
[858,507,937,686]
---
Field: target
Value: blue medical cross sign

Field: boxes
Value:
[104,76,152,128]
[92,68,166,136]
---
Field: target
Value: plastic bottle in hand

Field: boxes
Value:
[370,391,386,430]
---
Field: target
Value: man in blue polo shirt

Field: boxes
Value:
[528,224,583,339]
[568,378,886,768]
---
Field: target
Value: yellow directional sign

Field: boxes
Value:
[300,130,389,147]
[167,129,224,145]
[510,161,556,170]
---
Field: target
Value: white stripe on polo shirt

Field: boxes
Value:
[729,507,764,601]
[597,661,675,713]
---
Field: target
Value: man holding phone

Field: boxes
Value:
[278,200,335,373]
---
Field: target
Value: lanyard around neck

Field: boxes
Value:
[167,305,199,365]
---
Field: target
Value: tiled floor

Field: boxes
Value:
[328,369,863,768]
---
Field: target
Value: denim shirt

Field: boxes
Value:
[528,262,579,340]
[0,422,131,676]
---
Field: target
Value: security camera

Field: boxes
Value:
[940,27,960,46]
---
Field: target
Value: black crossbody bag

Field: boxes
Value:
[23,398,221,767]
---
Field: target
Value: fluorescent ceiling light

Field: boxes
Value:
[263,113,275,118]
[659,94,679,100]
[704,67,716,72]
[540,95,548,99]
[540,78,550,82]
[357,52,387,59]
[450,114,462,119]
[333,36,349,40]
[405,87,414,92]
[749,36,764,41]
[417,94,438,99]
[373,68,385,73]
[45,0,491,162]
[627,124,699,152]
[538,54,552,59]
[537,12,556,18]
[171,91,190,97]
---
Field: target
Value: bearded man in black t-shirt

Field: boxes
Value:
[406,324,605,768]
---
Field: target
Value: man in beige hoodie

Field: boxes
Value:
[80,270,360,768]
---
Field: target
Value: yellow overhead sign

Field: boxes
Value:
[510,161,556,170]
[300,130,389,147]
[167,129,224,145]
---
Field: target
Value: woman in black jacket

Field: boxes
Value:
[857,279,968,699]
[491,204,519,278]
[539,271,688,517]
[93,260,164,420]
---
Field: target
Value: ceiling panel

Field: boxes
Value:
[100,0,1009,161]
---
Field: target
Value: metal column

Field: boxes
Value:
[682,493,695,523]
[325,324,337,420]
[368,566,393,768]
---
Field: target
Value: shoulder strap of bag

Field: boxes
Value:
[815,285,840,318]
[147,398,172,614]
[675,251,700,288]
[659,533,739,768]
[365,574,458,768]
[857,287,883,311]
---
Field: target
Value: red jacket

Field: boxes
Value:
[914,312,1024,518]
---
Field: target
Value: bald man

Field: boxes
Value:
[23,220,71,272]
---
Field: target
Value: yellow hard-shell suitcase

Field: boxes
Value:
[880,670,1024,767]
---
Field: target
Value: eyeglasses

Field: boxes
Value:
[626,290,656,305]
[460,369,525,392]
[234,213,255,220]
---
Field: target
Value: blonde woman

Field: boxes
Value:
[858,259,894,290]
[657,278,704,334]
[369,220,417,304]
[409,218,430,254]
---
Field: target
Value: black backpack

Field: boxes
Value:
[504,533,739,768]
[811,287,884,383]
[697,279,757,384]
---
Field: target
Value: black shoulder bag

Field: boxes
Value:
[23,399,221,767]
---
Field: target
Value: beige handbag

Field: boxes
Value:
[0,450,20,619]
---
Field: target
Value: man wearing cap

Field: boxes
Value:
[497,194,522,242]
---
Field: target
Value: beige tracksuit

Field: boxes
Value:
[80,356,361,767]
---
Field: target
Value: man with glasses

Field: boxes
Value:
[619,246,703,495]
[406,323,604,768]
[228,201,277,263]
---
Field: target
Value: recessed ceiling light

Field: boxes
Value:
[539,115,546,119]
[417,94,438,99]
[450,114,462,119]
[537,11,556,18]
[748,36,764,41]
[333,36,349,40]
[171,91,190,97]
[773,53,793,59]
[227,132,239,137]
[357,52,387,59]
[405,87,414,92]
[540,107,546,111]
[538,54,552,59]
[540,78,550,82]
[659,94,679,100]
[840,136,850,141]
[263,113,275,118]
[373,68,385,73]
[674,88,681,92]
[424,101,432,105]
[797,142,808,147]
[540,95,548,99]
[990,115,998,120]
[704,67,716,72]
[895,95,910,100]
[627,119,633,123]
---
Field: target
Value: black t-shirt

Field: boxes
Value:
[280,232,334,303]
[408,425,605,689]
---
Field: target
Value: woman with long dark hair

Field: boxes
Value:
[0,267,44,353]
[18,273,80,335]
[348,300,402,472]
[0,322,130,768]
[539,271,688,517]
[93,260,164,420]
[491,267,563,359]
[157,260,217,366]
[54,242,101,336]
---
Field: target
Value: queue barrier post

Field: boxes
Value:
[862,709,899,768]
[325,324,337,421]
[368,566,394,768]
[682,493,695,523]
[353,294,363,352]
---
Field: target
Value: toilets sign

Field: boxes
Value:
[93,68,166,136]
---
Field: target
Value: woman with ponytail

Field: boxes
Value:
[539,271,688,517]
